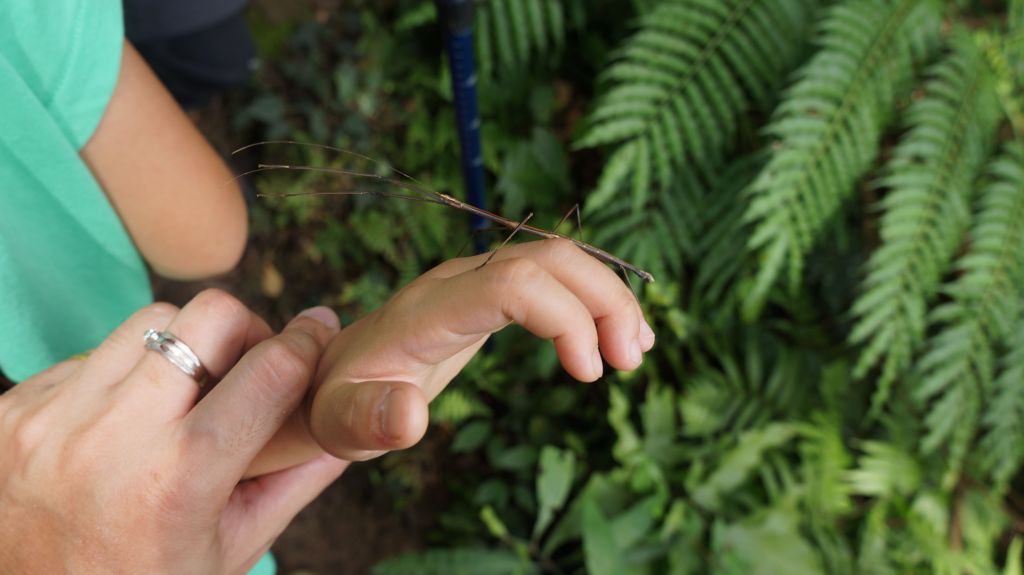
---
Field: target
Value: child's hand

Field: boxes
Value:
[308,239,656,461]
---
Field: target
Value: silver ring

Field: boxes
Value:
[144,329,207,384]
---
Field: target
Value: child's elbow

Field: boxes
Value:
[147,208,249,281]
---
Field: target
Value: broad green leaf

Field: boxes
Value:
[533,446,576,539]
[712,503,825,575]
[692,423,798,510]
[582,498,629,575]
[451,420,492,453]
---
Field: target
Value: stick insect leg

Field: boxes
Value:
[574,204,584,244]
[620,264,638,298]
[476,213,534,271]
[553,204,584,243]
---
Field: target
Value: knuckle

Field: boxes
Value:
[7,416,44,460]
[491,257,542,291]
[192,288,248,322]
[252,335,315,388]
[135,302,179,327]
[3,401,49,457]
[488,259,541,323]
[376,280,432,328]
[542,237,581,262]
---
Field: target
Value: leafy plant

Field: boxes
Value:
[237,0,1024,573]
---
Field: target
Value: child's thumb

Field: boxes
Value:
[309,380,429,461]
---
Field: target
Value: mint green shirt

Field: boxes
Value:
[0,0,150,382]
[0,2,274,573]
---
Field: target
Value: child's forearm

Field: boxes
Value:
[81,41,248,280]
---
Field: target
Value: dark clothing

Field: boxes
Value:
[123,0,254,108]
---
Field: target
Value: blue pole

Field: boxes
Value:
[438,0,488,254]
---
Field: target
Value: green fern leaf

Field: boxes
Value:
[849,34,1000,411]
[578,0,817,185]
[475,0,580,78]
[845,441,921,499]
[979,324,1024,488]
[915,143,1024,485]
[586,164,703,280]
[742,0,941,320]
[694,154,767,309]
[579,0,818,285]
[430,388,491,425]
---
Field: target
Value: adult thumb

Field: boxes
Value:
[309,380,429,461]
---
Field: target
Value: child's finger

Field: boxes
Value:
[425,238,650,370]
[391,256,603,382]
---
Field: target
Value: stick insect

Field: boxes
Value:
[232,140,655,285]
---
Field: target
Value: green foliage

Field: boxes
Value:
[239,0,1024,573]
[533,447,576,539]
[744,0,941,318]
[577,0,818,200]
[915,143,1024,484]
[373,547,537,575]
[474,0,585,79]
[711,502,825,575]
[577,0,820,281]
[850,33,1001,410]
[981,324,1024,487]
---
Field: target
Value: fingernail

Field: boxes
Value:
[639,320,656,350]
[591,348,604,379]
[377,389,403,442]
[630,339,643,366]
[297,306,340,330]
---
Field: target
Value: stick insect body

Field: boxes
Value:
[233,141,655,284]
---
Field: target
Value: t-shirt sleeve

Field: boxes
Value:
[0,0,149,382]
[0,0,124,149]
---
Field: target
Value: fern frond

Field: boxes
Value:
[475,0,577,78]
[914,143,1024,485]
[848,34,1000,411]
[979,325,1024,488]
[798,415,853,521]
[577,0,819,211]
[430,388,491,424]
[694,154,767,310]
[680,329,809,438]
[845,441,921,499]
[586,168,703,280]
[742,0,941,320]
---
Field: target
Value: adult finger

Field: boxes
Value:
[427,239,652,370]
[78,302,179,386]
[309,380,429,461]
[120,289,273,418]
[181,308,339,494]
[221,454,350,572]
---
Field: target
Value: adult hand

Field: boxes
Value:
[0,290,345,575]
[309,239,656,461]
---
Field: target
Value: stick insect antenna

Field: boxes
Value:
[232,143,656,284]
[250,162,442,201]
[233,140,426,188]
[238,166,440,205]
